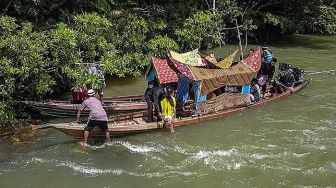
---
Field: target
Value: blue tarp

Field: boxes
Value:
[176,75,189,106]
[177,75,207,111]
[146,68,156,82]
[192,81,206,112]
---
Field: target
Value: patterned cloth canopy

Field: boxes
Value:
[241,46,261,72]
[169,49,207,67]
[213,49,239,69]
[200,52,217,64]
[152,56,178,84]
[167,53,196,81]
[190,62,254,95]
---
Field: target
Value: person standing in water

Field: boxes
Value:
[76,89,111,146]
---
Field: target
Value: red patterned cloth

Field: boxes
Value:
[152,57,178,84]
[241,46,261,72]
[167,54,196,81]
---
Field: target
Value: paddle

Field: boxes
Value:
[31,123,52,130]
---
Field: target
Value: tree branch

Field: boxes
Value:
[2,0,13,16]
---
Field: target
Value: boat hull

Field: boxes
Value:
[24,95,147,117]
[50,80,310,138]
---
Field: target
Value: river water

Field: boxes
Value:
[0,35,335,187]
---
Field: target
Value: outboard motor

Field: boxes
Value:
[279,63,291,71]
[291,67,304,82]
[276,63,304,87]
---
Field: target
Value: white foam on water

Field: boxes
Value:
[149,155,164,162]
[267,144,279,148]
[190,148,245,171]
[319,119,336,126]
[284,129,298,133]
[57,160,197,178]
[251,154,270,160]
[31,157,49,163]
[115,141,157,154]
[292,152,309,158]
[145,171,196,178]
[172,145,188,155]
[230,163,242,170]
[57,161,125,176]
[263,119,296,124]
[194,148,238,160]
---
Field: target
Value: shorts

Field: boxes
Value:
[84,120,108,133]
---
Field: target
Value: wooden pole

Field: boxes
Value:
[235,19,243,59]
[244,31,248,52]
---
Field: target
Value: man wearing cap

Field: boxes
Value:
[262,46,273,63]
[76,89,111,146]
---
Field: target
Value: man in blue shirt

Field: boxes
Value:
[262,46,273,63]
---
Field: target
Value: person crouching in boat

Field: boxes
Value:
[257,57,277,98]
[249,78,261,103]
[160,87,176,133]
[76,89,111,146]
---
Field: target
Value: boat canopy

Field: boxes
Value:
[241,46,261,72]
[147,46,261,95]
[190,62,254,95]
[167,53,196,81]
[150,56,178,84]
[199,52,217,64]
[168,49,207,67]
[210,49,239,69]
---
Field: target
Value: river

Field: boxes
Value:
[0,35,335,187]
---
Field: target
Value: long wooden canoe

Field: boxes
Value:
[23,94,147,117]
[45,80,310,138]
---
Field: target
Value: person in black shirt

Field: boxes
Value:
[257,57,277,97]
[144,81,165,122]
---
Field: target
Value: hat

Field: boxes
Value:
[262,46,268,50]
[87,89,95,96]
[148,80,154,86]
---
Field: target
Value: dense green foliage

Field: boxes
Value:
[0,0,335,125]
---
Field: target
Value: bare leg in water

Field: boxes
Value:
[105,131,112,145]
[81,130,90,146]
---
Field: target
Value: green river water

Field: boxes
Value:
[0,35,335,187]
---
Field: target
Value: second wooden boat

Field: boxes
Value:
[23,94,147,117]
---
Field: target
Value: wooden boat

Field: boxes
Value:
[42,80,310,138]
[23,94,147,117]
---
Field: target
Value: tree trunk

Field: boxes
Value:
[235,19,243,59]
